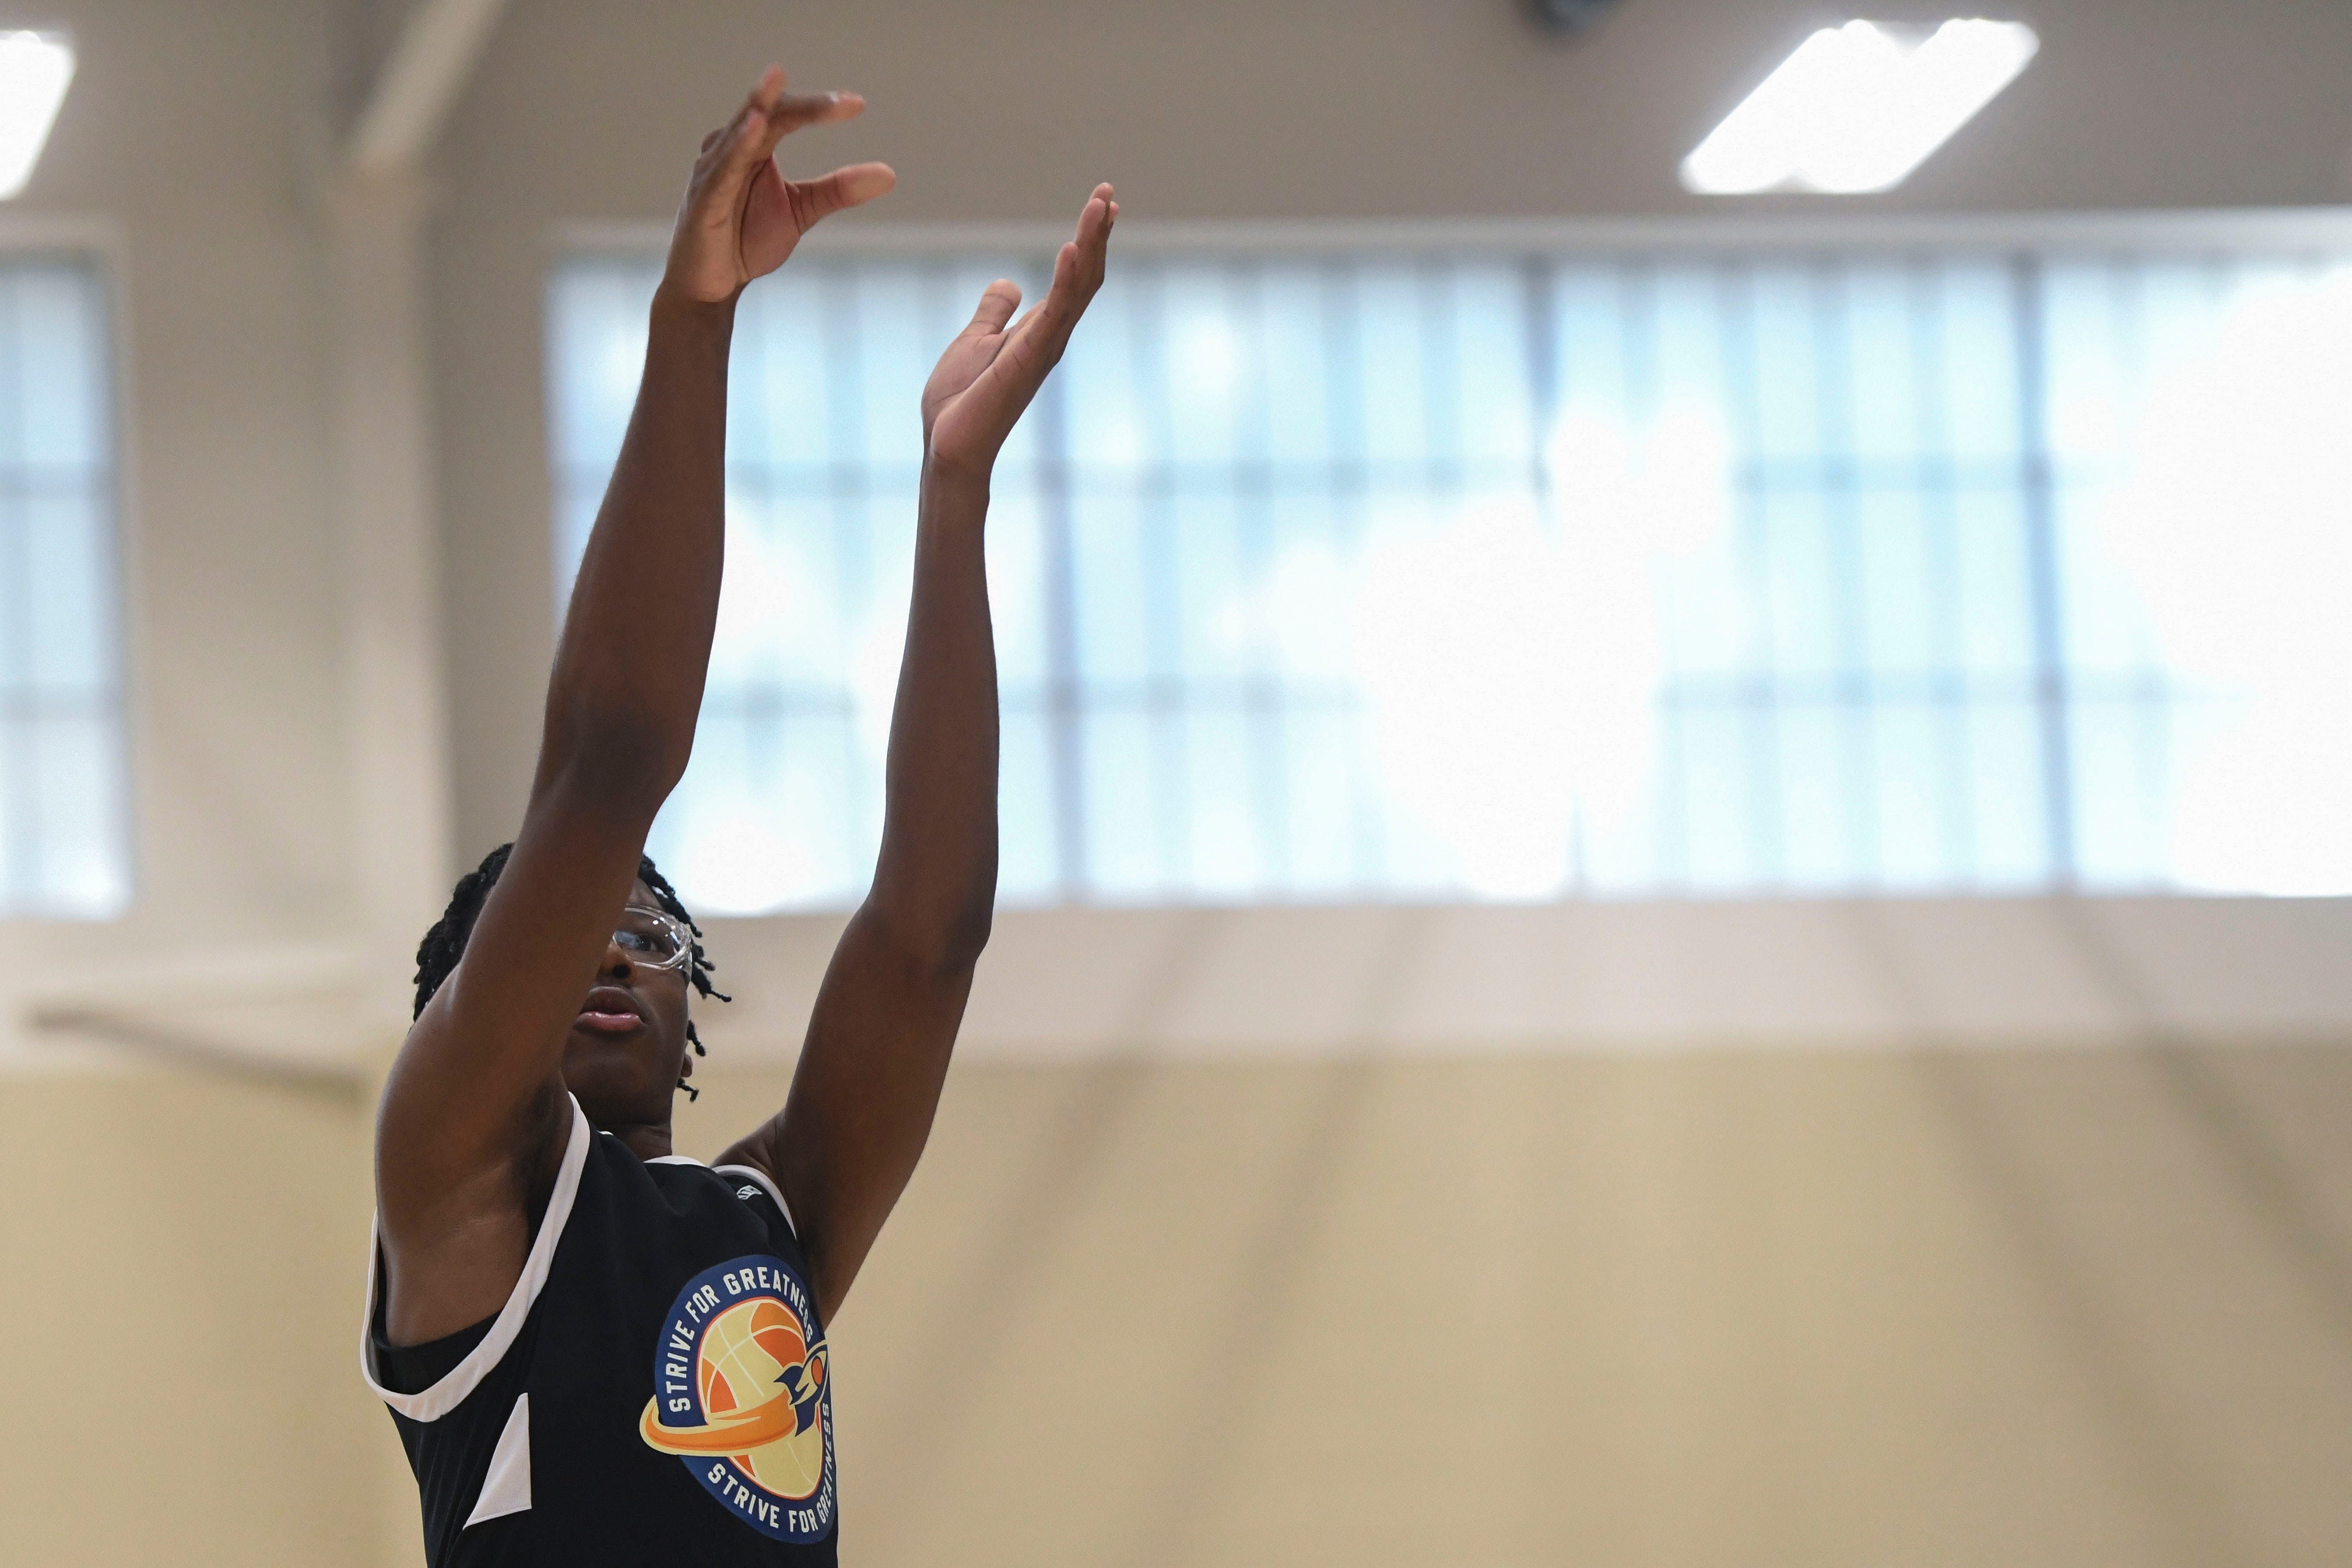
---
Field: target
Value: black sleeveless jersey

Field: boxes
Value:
[362,1097,839,1566]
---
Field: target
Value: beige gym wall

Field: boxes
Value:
[759,1047,2352,1567]
[10,1047,2349,1565]
[0,1069,378,1563]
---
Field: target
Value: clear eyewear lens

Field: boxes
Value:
[615,906,691,970]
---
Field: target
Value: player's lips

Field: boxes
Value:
[576,985,644,1033]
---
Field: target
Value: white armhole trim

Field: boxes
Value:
[464,1393,532,1528]
[361,1095,591,1423]
[713,1162,797,1239]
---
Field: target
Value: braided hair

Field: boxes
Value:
[411,843,731,1100]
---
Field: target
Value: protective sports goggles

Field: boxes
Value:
[613,903,695,972]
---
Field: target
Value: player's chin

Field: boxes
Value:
[560,1033,679,1120]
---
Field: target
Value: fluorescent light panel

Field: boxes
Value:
[1683,19,2037,195]
[0,31,75,201]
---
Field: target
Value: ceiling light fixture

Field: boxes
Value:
[1682,18,2037,195]
[0,31,76,201]
[1528,0,1626,35]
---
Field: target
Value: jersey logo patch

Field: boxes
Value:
[640,1255,835,1543]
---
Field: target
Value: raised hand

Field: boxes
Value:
[666,65,896,305]
[922,184,1118,478]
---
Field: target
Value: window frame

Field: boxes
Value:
[0,213,140,923]
[548,207,2352,910]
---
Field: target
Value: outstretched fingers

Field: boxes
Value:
[1075,184,1118,269]
[696,68,869,223]
[1012,185,1118,358]
[964,279,1024,338]
[705,68,786,187]
[788,161,898,230]
[751,88,867,161]
[924,188,1117,468]
[1059,188,1119,301]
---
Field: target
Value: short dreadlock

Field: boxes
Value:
[411,843,731,1100]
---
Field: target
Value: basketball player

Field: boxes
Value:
[361,65,1114,1564]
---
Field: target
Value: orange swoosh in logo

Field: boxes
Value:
[641,1390,808,1455]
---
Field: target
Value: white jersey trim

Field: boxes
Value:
[464,1393,532,1527]
[713,1162,798,1239]
[644,1154,705,1166]
[360,1094,592,1423]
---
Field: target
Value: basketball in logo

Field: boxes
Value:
[641,1256,836,1542]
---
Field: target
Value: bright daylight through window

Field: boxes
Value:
[549,244,2352,913]
[0,259,129,917]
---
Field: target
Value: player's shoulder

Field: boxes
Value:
[592,1135,799,1240]
[709,1158,799,1240]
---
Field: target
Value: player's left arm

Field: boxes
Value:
[719,185,1116,1323]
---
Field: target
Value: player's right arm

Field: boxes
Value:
[371,67,894,1347]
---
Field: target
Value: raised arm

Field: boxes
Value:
[721,186,1118,1322]
[374,68,894,1346]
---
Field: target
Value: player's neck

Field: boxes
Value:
[600,1119,676,1162]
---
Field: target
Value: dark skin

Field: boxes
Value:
[550,878,698,1151]
[374,65,1115,1344]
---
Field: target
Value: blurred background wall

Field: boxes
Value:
[3,1,2352,1564]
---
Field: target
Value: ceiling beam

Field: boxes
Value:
[348,0,511,175]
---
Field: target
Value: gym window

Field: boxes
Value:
[0,256,129,919]
[547,238,2352,912]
